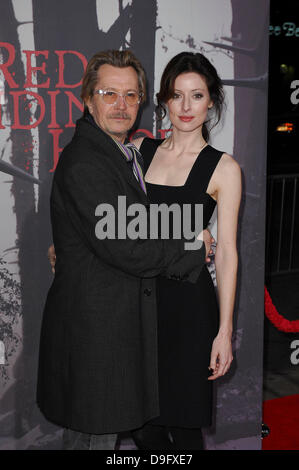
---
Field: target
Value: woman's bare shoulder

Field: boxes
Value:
[217,153,241,179]
[132,136,145,150]
[209,153,241,195]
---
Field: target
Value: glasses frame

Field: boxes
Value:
[94,89,143,106]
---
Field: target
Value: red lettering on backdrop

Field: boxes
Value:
[129,128,155,141]
[49,129,63,172]
[47,90,61,128]
[0,84,5,128]
[23,50,50,88]
[10,91,45,129]
[64,91,84,127]
[0,42,19,88]
[55,51,87,88]
[0,105,5,129]
[157,128,172,139]
[0,44,166,172]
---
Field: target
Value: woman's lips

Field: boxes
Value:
[179,116,194,122]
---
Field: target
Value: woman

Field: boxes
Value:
[131,52,241,450]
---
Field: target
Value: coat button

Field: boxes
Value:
[144,288,152,296]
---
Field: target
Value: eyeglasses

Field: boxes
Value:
[94,89,143,106]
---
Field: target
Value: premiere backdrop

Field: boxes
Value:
[0,0,269,450]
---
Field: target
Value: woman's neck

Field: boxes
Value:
[164,126,207,153]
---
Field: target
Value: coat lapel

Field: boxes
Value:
[75,118,148,204]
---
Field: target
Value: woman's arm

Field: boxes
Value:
[131,136,145,150]
[208,154,242,380]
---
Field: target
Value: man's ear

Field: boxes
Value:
[86,98,93,114]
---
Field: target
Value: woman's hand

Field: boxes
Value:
[47,229,215,274]
[208,331,233,380]
[47,244,56,274]
[197,228,215,263]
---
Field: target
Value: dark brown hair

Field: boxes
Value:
[81,50,147,114]
[156,52,224,141]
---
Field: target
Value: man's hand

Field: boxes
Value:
[48,244,56,274]
[197,228,215,263]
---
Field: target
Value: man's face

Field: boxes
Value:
[87,64,140,142]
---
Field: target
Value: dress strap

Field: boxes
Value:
[139,137,164,173]
[189,146,224,193]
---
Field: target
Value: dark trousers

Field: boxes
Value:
[62,428,118,450]
[131,423,204,450]
[63,424,204,450]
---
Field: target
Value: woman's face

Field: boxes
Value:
[166,72,213,135]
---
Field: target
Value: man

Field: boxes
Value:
[37,50,213,450]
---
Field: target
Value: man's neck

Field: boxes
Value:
[85,113,127,144]
[109,133,127,144]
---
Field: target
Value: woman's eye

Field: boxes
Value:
[193,93,203,100]
[173,93,181,99]
[106,91,116,97]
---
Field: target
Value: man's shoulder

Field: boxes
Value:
[56,136,95,173]
[57,127,107,170]
[55,117,126,180]
[63,132,96,157]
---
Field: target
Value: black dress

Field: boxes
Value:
[140,137,223,428]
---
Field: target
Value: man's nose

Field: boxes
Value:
[114,94,127,110]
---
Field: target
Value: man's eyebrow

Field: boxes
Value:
[98,86,139,92]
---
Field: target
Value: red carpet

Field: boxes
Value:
[262,394,299,450]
